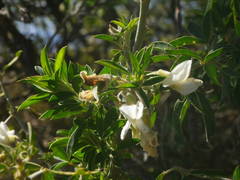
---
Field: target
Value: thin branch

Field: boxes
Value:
[0,75,27,133]
[133,0,150,51]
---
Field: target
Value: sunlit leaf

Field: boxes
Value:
[233,166,240,180]
[96,60,128,74]
[170,36,201,47]
[40,47,52,75]
[54,46,67,72]
[18,93,50,111]
[166,49,201,60]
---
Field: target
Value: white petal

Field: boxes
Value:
[119,101,144,121]
[171,60,192,81]
[171,78,203,95]
[148,69,170,77]
[162,60,192,87]
[92,86,99,102]
[120,121,131,140]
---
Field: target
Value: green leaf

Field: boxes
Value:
[136,88,150,108]
[42,171,55,180]
[3,50,22,71]
[233,166,240,180]
[150,111,157,128]
[49,137,69,161]
[205,63,220,85]
[96,60,128,74]
[56,59,68,82]
[204,48,223,63]
[54,46,67,72]
[49,137,69,149]
[18,93,50,111]
[143,76,165,86]
[111,20,125,28]
[166,49,201,60]
[152,55,174,62]
[40,47,52,75]
[156,173,165,180]
[232,0,240,36]
[53,162,68,170]
[94,34,116,42]
[153,41,175,51]
[179,99,190,125]
[188,92,215,143]
[0,163,7,173]
[117,83,137,88]
[126,18,139,30]
[67,126,81,156]
[204,0,216,15]
[170,36,201,47]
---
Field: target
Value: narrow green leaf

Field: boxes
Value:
[232,0,240,36]
[143,76,165,86]
[3,50,22,71]
[0,163,7,173]
[170,36,201,47]
[179,99,190,124]
[205,63,220,85]
[94,34,116,42]
[67,126,80,156]
[152,55,174,62]
[42,171,55,180]
[189,92,215,143]
[111,20,125,28]
[40,47,52,75]
[126,18,139,30]
[204,0,215,15]
[204,48,223,63]
[18,93,50,111]
[233,166,240,180]
[153,41,175,51]
[117,83,137,88]
[150,112,157,128]
[96,60,128,74]
[137,88,150,108]
[54,46,67,72]
[49,137,68,149]
[166,49,201,60]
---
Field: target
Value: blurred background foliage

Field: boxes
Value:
[0,0,240,179]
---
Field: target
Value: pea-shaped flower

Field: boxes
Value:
[150,60,203,95]
[119,100,159,157]
[0,122,17,145]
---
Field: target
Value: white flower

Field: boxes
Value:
[79,86,99,102]
[0,122,17,145]
[150,60,203,95]
[119,97,159,157]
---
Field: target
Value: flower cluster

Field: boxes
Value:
[79,60,203,157]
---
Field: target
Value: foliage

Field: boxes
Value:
[0,0,240,179]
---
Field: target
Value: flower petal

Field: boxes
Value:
[171,78,203,95]
[92,86,99,102]
[119,101,144,121]
[171,60,192,81]
[120,121,131,140]
[162,60,192,87]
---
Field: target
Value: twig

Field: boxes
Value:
[0,77,27,133]
[133,0,150,51]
